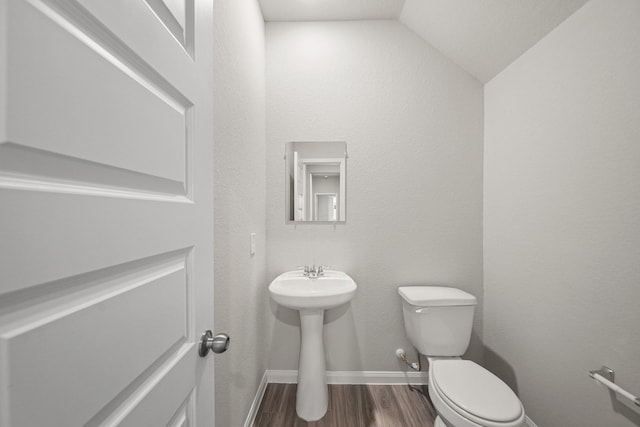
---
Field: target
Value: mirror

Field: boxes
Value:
[285,141,347,223]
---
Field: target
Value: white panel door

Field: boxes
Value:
[0,0,215,426]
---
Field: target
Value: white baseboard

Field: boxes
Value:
[264,369,297,383]
[246,369,427,425]
[242,371,268,427]
[266,369,428,385]
[327,370,429,384]
[246,370,534,427]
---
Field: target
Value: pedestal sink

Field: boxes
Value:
[268,269,357,421]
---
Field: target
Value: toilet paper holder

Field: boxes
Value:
[589,365,640,407]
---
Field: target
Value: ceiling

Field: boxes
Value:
[399,0,589,82]
[257,0,590,83]
[258,0,405,22]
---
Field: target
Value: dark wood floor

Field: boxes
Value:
[253,383,437,427]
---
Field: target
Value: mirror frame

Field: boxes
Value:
[285,141,347,224]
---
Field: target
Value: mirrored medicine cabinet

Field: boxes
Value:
[285,141,347,223]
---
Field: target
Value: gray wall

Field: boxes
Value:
[213,1,267,426]
[266,20,484,372]
[484,0,640,426]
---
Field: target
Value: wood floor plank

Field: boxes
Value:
[393,385,436,427]
[369,384,403,426]
[253,383,436,427]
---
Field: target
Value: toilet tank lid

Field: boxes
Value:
[398,286,477,306]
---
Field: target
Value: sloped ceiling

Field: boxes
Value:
[400,0,589,82]
[258,0,590,83]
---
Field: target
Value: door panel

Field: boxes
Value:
[4,253,190,426]
[6,0,190,185]
[0,0,214,426]
[90,346,197,427]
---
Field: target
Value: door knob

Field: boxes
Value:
[199,330,230,357]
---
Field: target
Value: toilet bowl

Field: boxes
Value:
[428,358,525,427]
[398,286,526,427]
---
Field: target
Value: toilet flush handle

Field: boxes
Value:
[415,307,429,314]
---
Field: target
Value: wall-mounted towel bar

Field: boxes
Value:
[589,366,640,407]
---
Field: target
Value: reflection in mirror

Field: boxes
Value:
[285,141,347,223]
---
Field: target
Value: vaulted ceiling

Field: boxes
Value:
[257,0,590,82]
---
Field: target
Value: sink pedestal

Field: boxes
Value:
[268,269,357,421]
[296,308,327,421]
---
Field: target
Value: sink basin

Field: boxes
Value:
[268,269,357,421]
[268,270,357,310]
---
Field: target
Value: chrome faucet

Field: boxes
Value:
[298,265,329,278]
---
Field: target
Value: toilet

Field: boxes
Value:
[398,286,526,427]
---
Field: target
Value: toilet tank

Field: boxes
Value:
[398,286,476,356]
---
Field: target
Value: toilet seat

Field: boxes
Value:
[430,360,525,427]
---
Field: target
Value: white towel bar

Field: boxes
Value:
[589,366,640,407]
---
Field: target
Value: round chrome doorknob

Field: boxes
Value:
[199,330,230,357]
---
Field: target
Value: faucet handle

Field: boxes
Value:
[296,265,311,275]
[317,265,330,275]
